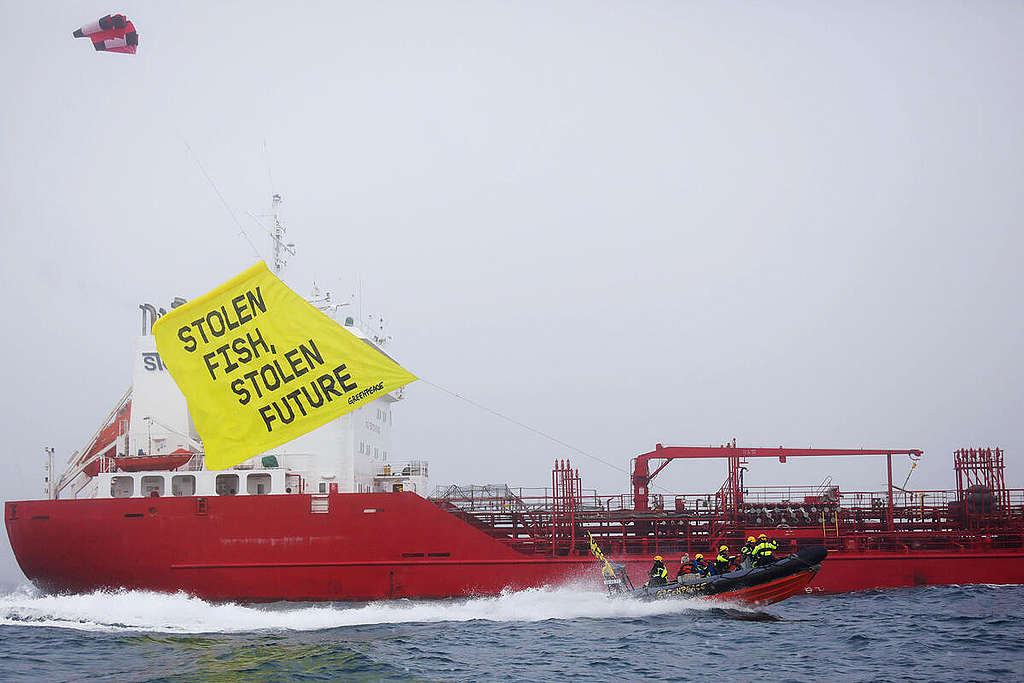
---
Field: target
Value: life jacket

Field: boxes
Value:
[754,539,779,561]
[690,559,711,577]
[715,552,730,573]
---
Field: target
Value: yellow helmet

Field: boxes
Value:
[654,555,662,561]
[758,533,767,540]
[719,545,728,552]
[747,536,756,542]
[695,553,703,559]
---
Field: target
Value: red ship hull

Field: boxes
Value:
[804,551,1024,593]
[6,493,586,601]
[6,492,1023,602]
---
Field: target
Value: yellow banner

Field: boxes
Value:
[152,262,418,470]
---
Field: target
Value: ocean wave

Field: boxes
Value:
[0,582,738,635]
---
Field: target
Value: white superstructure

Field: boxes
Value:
[55,195,427,502]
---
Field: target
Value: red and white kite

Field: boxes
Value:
[73,13,139,54]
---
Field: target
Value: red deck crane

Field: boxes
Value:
[631,442,924,531]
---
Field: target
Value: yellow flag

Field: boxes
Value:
[152,262,417,470]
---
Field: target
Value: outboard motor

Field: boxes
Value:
[603,561,634,594]
[587,533,635,594]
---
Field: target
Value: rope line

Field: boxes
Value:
[420,378,635,479]
[182,139,263,261]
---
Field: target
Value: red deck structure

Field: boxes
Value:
[431,444,1024,593]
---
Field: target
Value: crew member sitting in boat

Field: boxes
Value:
[689,553,712,578]
[714,545,732,575]
[752,533,780,567]
[646,555,669,586]
[675,553,692,580]
[739,536,757,569]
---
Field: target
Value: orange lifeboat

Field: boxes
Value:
[79,402,132,476]
[113,448,193,472]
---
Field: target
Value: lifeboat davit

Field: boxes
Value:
[82,458,112,477]
[80,402,132,476]
[113,448,194,472]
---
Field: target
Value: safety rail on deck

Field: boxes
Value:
[376,461,429,478]
[740,486,1024,511]
[430,485,1024,552]
[183,455,205,471]
[433,485,534,512]
[431,486,607,512]
[431,487,1024,513]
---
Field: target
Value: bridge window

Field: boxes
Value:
[141,476,165,497]
[247,473,272,495]
[111,476,134,498]
[216,474,239,496]
[172,475,196,497]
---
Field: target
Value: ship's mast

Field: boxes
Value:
[264,193,336,314]
[269,193,295,275]
[44,447,55,500]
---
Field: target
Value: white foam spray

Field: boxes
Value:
[0,582,730,635]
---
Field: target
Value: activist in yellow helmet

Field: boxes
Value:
[647,555,668,587]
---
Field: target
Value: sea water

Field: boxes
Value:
[1,583,1022,681]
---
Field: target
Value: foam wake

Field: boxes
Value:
[0,583,728,634]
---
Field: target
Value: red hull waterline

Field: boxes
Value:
[7,493,1023,603]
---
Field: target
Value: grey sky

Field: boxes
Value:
[1,1,1022,584]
